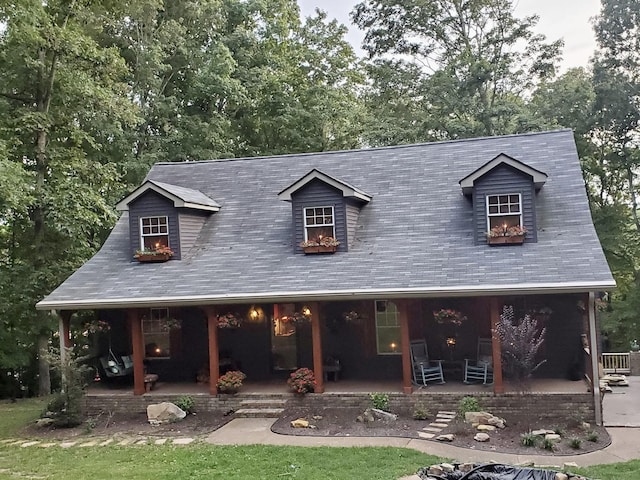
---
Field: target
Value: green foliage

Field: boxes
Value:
[368,393,390,412]
[457,396,481,417]
[412,401,429,420]
[520,432,537,447]
[542,437,556,451]
[42,350,89,428]
[587,431,599,442]
[174,395,195,414]
[568,437,583,450]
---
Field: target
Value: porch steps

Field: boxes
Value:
[234,398,287,418]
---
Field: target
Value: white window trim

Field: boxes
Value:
[303,206,336,241]
[374,300,401,355]
[139,216,169,250]
[485,193,523,231]
[143,308,172,359]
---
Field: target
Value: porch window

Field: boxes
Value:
[304,206,335,242]
[375,300,401,355]
[486,194,522,230]
[143,308,172,358]
[140,216,169,250]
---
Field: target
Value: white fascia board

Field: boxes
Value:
[36,280,616,310]
[459,154,548,194]
[116,182,219,212]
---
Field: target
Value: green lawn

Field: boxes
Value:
[1,399,639,480]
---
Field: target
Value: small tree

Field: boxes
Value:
[43,348,90,427]
[495,305,547,388]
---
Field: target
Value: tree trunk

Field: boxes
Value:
[37,333,51,396]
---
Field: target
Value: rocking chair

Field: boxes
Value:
[410,339,445,385]
[464,337,493,384]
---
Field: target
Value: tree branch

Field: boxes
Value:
[0,92,35,103]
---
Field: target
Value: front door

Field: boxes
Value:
[271,304,298,370]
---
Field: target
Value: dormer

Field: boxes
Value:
[278,169,372,254]
[116,180,220,261]
[459,154,547,245]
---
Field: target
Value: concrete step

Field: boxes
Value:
[240,399,287,408]
[234,408,284,418]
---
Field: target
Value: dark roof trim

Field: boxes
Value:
[36,280,616,310]
[115,180,221,212]
[459,153,548,195]
[277,169,372,202]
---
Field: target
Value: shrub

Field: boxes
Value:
[553,426,564,436]
[369,393,390,412]
[174,395,195,414]
[542,438,556,451]
[287,368,315,394]
[586,431,599,442]
[216,371,246,393]
[520,432,537,447]
[568,437,582,449]
[458,396,481,417]
[412,402,430,420]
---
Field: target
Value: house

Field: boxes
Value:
[37,129,614,421]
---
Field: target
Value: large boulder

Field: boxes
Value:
[147,402,187,425]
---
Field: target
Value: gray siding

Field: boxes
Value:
[291,179,347,253]
[345,201,361,247]
[472,164,537,244]
[178,210,210,254]
[129,191,181,260]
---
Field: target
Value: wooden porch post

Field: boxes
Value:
[128,309,145,396]
[489,297,504,394]
[398,300,413,394]
[59,311,72,349]
[205,307,219,396]
[310,302,324,394]
[588,292,603,425]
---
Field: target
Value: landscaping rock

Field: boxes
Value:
[440,463,455,473]
[545,433,561,443]
[555,473,568,480]
[291,418,309,428]
[147,402,187,425]
[371,408,398,422]
[532,429,555,436]
[35,418,55,428]
[563,462,579,469]
[436,434,455,442]
[428,465,444,476]
[477,424,496,432]
[474,432,490,442]
[464,411,494,424]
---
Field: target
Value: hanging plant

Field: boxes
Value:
[217,313,241,329]
[433,309,467,326]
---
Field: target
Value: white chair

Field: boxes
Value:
[410,339,445,385]
[464,338,493,384]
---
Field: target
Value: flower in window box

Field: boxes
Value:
[134,246,174,262]
[487,225,527,238]
[300,236,340,253]
[217,313,241,329]
[433,309,467,326]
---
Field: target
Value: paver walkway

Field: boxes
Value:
[603,376,640,427]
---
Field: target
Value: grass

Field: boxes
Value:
[0,397,46,438]
[0,444,431,480]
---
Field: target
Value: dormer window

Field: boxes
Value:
[304,207,335,242]
[141,216,169,250]
[486,194,522,230]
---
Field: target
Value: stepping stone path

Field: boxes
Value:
[418,410,456,440]
[0,436,199,449]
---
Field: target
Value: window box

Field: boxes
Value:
[488,235,525,246]
[303,245,338,254]
[136,253,172,262]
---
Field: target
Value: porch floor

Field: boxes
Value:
[86,378,590,396]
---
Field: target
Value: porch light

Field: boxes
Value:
[248,306,264,323]
[302,306,311,317]
[446,337,456,347]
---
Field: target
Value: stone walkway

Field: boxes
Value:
[418,410,456,439]
[0,435,198,448]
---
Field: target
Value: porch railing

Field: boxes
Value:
[601,352,631,374]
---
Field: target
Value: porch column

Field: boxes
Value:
[398,300,413,394]
[310,302,324,394]
[489,297,504,394]
[128,309,145,396]
[205,307,219,396]
[57,310,73,391]
[588,292,603,425]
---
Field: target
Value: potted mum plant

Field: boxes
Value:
[300,236,340,254]
[486,224,527,245]
[216,370,246,393]
[287,367,316,394]
[134,245,174,262]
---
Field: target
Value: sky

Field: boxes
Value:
[297,0,602,71]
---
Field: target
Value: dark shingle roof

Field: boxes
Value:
[38,129,615,310]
